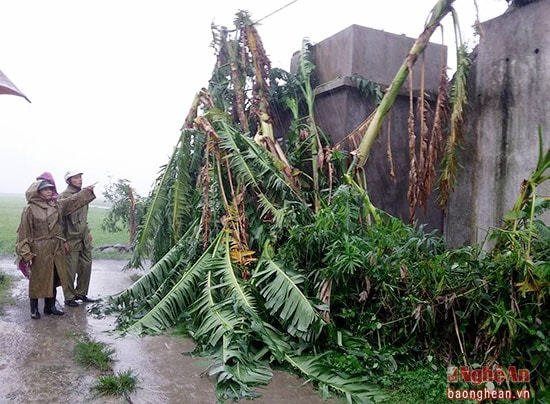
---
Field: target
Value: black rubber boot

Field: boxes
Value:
[44,290,64,316]
[30,298,40,319]
[44,298,64,315]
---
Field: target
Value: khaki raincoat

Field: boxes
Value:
[58,183,93,300]
[59,184,92,252]
[15,181,96,299]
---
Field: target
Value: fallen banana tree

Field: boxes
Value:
[94,2,548,402]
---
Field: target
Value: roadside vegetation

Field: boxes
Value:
[90,369,140,399]
[0,272,14,314]
[0,194,26,254]
[74,338,116,371]
[97,2,548,403]
[71,334,140,400]
[2,1,547,402]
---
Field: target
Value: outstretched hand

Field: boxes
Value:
[84,182,98,192]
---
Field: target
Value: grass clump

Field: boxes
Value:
[0,272,14,314]
[71,336,140,400]
[74,339,115,370]
[90,368,140,398]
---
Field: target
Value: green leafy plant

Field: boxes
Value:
[95,3,550,402]
[102,178,145,246]
[73,339,115,371]
[0,272,14,314]
[90,368,140,398]
[380,365,449,404]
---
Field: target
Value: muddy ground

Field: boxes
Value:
[0,256,336,404]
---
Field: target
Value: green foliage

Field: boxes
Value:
[198,335,273,401]
[73,339,115,371]
[253,255,326,341]
[0,193,26,254]
[380,365,449,404]
[97,12,550,404]
[101,179,144,235]
[286,354,388,403]
[350,74,383,104]
[109,225,206,330]
[69,333,139,400]
[129,128,210,267]
[0,272,14,314]
[90,368,139,398]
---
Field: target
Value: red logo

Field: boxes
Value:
[447,366,530,385]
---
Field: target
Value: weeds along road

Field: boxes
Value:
[0,256,332,404]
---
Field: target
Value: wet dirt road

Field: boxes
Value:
[0,256,335,404]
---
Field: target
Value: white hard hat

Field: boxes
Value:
[64,170,83,183]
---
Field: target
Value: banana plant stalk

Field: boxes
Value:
[505,126,550,255]
[245,22,297,191]
[347,0,455,174]
[297,40,322,213]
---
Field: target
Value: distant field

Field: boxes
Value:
[0,193,130,258]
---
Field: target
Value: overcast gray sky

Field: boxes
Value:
[0,0,507,197]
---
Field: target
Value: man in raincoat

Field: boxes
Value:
[16,179,96,319]
[58,170,96,305]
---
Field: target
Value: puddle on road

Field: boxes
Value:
[0,257,333,404]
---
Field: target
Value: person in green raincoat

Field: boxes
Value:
[15,179,96,319]
[59,170,97,306]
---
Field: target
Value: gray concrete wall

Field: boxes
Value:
[446,0,550,246]
[311,24,445,93]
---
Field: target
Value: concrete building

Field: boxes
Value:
[283,0,549,247]
[446,0,550,247]
[290,24,448,232]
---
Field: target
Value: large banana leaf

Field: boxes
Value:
[129,129,203,267]
[217,119,306,204]
[252,256,325,341]
[129,140,181,266]
[192,233,258,345]
[249,318,293,362]
[285,354,388,403]
[170,129,198,239]
[206,335,273,400]
[193,270,246,346]
[216,232,257,310]
[111,220,200,306]
[124,232,222,334]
